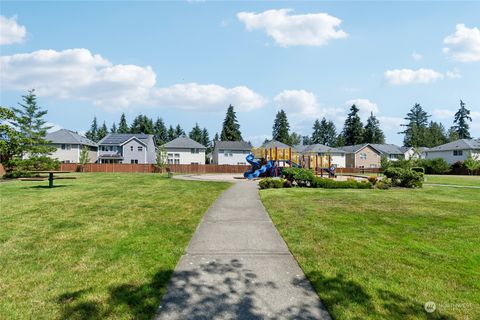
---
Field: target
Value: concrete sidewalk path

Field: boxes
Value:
[156,181,331,320]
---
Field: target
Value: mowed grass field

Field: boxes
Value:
[261,178,480,319]
[0,173,230,319]
[424,175,480,186]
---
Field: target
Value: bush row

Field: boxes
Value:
[384,167,423,188]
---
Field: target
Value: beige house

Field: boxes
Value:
[46,129,98,163]
[340,144,382,168]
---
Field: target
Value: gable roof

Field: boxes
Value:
[99,133,153,145]
[261,139,290,149]
[302,144,346,154]
[46,129,97,147]
[428,139,480,152]
[340,143,404,155]
[339,144,373,153]
[214,140,252,151]
[163,136,206,149]
[293,145,308,153]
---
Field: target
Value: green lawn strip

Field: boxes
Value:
[424,175,480,187]
[260,187,480,320]
[0,173,230,319]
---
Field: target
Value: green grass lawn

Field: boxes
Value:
[260,186,480,320]
[0,173,229,319]
[424,175,480,186]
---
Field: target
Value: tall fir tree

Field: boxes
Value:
[130,115,153,134]
[452,100,472,139]
[174,124,185,137]
[153,117,168,144]
[400,103,430,147]
[167,125,176,141]
[342,105,364,145]
[117,113,129,133]
[220,105,243,141]
[110,122,117,133]
[97,121,108,141]
[213,132,220,141]
[447,127,460,142]
[11,89,54,156]
[272,109,290,144]
[201,128,210,148]
[311,118,337,146]
[85,116,98,142]
[335,134,346,147]
[289,132,302,146]
[425,121,447,147]
[363,112,385,144]
[302,135,312,145]
[189,123,203,143]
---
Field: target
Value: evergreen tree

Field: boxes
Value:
[117,113,129,133]
[130,115,153,134]
[272,109,290,144]
[400,103,430,147]
[153,117,168,145]
[174,124,185,137]
[342,105,364,145]
[302,135,312,145]
[447,127,460,142]
[335,134,346,147]
[201,128,210,148]
[0,107,23,164]
[85,116,98,142]
[425,121,447,147]
[11,90,54,156]
[452,100,472,139]
[189,123,203,143]
[167,125,176,141]
[213,132,219,142]
[363,112,385,144]
[289,132,302,146]
[97,121,108,141]
[220,104,243,141]
[110,122,117,133]
[312,118,337,146]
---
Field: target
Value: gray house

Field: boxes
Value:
[46,129,98,163]
[163,136,206,165]
[212,141,252,165]
[98,134,156,164]
[425,139,480,164]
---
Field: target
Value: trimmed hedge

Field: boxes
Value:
[281,167,315,187]
[311,177,373,189]
[384,167,423,188]
[259,178,286,189]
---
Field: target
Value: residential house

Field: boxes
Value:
[163,136,206,165]
[340,144,382,168]
[301,144,346,168]
[46,129,98,163]
[97,133,156,164]
[261,139,291,149]
[212,141,252,165]
[425,139,480,164]
[402,146,429,160]
[369,144,405,161]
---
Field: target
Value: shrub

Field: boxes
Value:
[259,178,285,189]
[5,156,60,178]
[283,180,292,188]
[281,167,315,187]
[311,177,372,189]
[367,176,378,185]
[414,158,450,174]
[376,179,391,190]
[384,167,423,188]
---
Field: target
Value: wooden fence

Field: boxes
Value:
[59,163,250,174]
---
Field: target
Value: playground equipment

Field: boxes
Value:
[243,143,335,180]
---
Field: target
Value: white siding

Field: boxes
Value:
[426,149,479,164]
[166,148,205,165]
[215,150,250,165]
[330,154,346,168]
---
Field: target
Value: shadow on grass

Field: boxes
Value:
[24,185,68,189]
[306,271,455,320]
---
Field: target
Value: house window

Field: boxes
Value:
[130,146,134,151]
[61,144,71,150]
[174,159,180,164]
[370,164,377,168]
[63,160,71,163]
[138,146,143,151]
[174,153,180,158]
[359,153,367,160]
[191,162,199,165]
[168,159,173,164]
[453,150,463,156]
[191,148,199,154]
[224,149,233,157]
[131,159,138,164]
[167,153,173,158]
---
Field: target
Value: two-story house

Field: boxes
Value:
[425,139,480,164]
[212,141,252,165]
[46,129,98,163]
[163,136,206,165]
[97,133,156,164]
[301,144,346,168]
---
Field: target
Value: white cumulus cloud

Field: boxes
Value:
[237,9,347,47]
[443,24,480,62]
[412,52,423,61]
[432,109,455,119]
[345,98,379,119]
[0,15,27,45]
[446,68,461,79]
[384,68,444,85]
[0,48,266,112]
[274,89,321,117]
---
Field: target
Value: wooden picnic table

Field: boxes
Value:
[20,170,74,188]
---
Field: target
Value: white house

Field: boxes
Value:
[163,136,206,165]
[425,139,480,164]
[302,144,346,168]
[212,141,252,165]
[46,129,98,163]
[97,133,156,164]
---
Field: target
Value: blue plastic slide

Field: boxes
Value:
[244,154,275,180]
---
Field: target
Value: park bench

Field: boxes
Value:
[18,171,76,188]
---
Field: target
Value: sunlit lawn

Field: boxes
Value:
[261,184,480,320]
[424,174,480,186]
[0,173,229,319]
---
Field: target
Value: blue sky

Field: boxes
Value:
[1,1,479,146]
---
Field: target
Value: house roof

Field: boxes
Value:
[99,133,152,145]
[46,129,97,147]
[302,144,346,154]
[292,145,308,153]
[261,140,290,149]
[339,144,372,153]
[163,136,206,149]
[214,140,252,151]
[428,139,480,152]
[339,143,404,155]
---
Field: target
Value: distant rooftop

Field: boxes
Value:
[46,129,97,147]
[214,140,252,151]
[302,144,346,154]
[428,139,480,152]
[261,139,290,149]
[163,136,206,149]
[99,133,153,145]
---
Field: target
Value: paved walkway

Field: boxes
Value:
[156,180,331,320]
